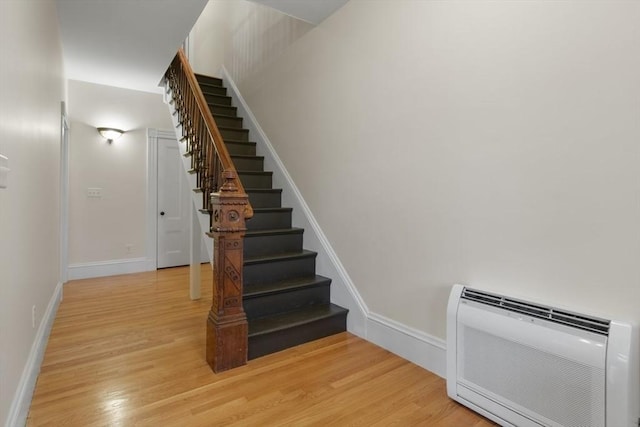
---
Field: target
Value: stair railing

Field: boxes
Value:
[164,48,252,372]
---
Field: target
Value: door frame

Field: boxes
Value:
[59,102,69,284]
[145,128,177,270]
[146,128,208,270]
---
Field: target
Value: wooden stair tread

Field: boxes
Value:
[199,81,224,89]
[246,188,282,193]
[213,114,240,120]
[244,249,316,265]
[237,170,271,176]
[207,102,236,109]
[244,275,331,298]
[218,126,247,131]
[252,207,292,213]
[248,303,347,336]
[245,227,303,237]
[231,154,264,160]
[225,139,256,145]
[245,188,283,192]
[194,73,222,83]
[206,227,303,238]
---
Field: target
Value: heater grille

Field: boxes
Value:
[459,325,605,427]
[461,287,610,335]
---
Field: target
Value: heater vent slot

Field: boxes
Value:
[461,287,610,335]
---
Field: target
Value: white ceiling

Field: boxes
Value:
[55,0,347,93]
[56,0,208,93]
[248,0,349,25]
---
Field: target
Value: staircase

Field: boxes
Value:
[165,52,347,368]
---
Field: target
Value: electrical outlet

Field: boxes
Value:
[32,305,36,329]
[87,188,102,198]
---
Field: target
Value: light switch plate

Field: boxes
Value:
[0,155,9,189]
[87,188,102,198]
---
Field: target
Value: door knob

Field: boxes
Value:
[160,211,165,216]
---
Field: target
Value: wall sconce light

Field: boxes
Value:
[97,127,124,144]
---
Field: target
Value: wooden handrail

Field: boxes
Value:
[164,49,251,372]
[165,48,253,219]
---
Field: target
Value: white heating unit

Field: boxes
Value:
[447,284,639,427]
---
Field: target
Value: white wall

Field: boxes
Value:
[191,0,313,82]
[193,0,640,342]
[67,80,173,265]
[0,0,65,424]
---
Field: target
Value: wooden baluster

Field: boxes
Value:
[200,117,207,202]
[178,72,185,124]
[185,91,193,141]
[196,112,203,186]
[210,155,221,232]
[207,170,248,372]
[205,134,214,212]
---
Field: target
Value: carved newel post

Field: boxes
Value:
[206,170,249,372]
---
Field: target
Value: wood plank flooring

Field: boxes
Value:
[28,265,496,426]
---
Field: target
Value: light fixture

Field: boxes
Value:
[97,127,124,143]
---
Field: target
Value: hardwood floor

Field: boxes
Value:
[28,265,496,426]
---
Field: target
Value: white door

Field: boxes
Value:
[157,137,191,268]
[157,137,211,268]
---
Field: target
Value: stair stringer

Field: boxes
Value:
[219,66,367,337]
[163,84,214,264]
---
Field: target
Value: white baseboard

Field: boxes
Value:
[68,257,153,280]
[366,312,446,378]
[218,67,446,378]
[5,282,63,427]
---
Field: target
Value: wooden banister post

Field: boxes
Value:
[206,170,248,372]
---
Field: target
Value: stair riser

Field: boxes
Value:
[226,142,256,156]
[196,75,223,86]
[248,312,347,359]
[232,156,264,171]
[247,191,282,208]
[247,210,292,230]
[200,85,227,96]
[209,104,237,116]
[204,93,232,106]
[220,128,249,142]
[239,173,272,189]
[244,256,315,285]
[244,232,303,258]
[214,116,243,129]
[244,286,330,319]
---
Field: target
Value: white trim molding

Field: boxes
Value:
[5,282,63,427]
[366,313,446,378]
[146,128,178,272]
[219,67,446,377]
[68,257,152,280]
[59,103,70,285]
